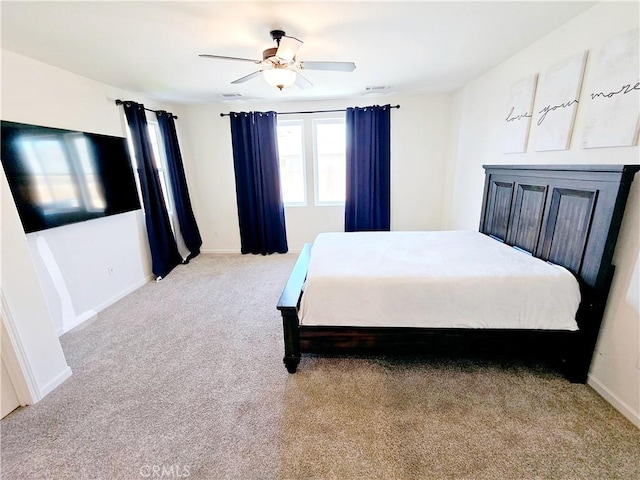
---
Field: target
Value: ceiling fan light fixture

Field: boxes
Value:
[263,67,296,91]
[200,29,355,91]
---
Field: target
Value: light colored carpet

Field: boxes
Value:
[1,253,639,479]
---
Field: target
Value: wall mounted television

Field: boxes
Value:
[1,120,141,233]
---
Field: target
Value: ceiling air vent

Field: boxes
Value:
[365,86,388,91]
[221,93,243,98]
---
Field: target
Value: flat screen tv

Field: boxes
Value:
[1,121,141,233]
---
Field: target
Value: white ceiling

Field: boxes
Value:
[1,1,596,105]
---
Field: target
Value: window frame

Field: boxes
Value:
[276,118,308,207]
[312,117,346,206]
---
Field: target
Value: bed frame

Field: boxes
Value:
[277,165,639,382]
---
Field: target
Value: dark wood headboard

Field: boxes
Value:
[480,164,639,378]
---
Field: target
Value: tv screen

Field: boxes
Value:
[1,121,141,233]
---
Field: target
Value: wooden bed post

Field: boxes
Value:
[277,244,311,373]
[281,309,300,373]
[567,267,616,383]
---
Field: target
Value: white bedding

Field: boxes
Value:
[299,231,580,330]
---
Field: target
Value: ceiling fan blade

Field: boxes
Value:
[276,36,303,62]
[199,54,261,64]
[295,71,313,89]
[231,71,263,84]
[300,61,356,72]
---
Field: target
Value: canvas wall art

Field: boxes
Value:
[502,74,538,153]
[533,51,587,151]
[582,28,640,148]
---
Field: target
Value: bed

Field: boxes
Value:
[277,164,639,382]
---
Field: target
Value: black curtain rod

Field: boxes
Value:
[115,99,178,119]
[219,105,400,117]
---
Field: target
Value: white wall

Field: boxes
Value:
[446,2,640,426]
[180,92,453,252]
[1,170,70,400]
[0,50,185,397]
[25,213,151,334]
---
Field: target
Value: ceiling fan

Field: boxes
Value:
[199,30,356,91]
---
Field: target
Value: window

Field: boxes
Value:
[123,114,190,260]
[313,118,346,205]
[124,118,174,218]
[276,115,346,207]
[276,120,306,206]
[146,121,174,216]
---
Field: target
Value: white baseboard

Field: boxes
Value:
[200,248,240,254]
[94,275,153,313]
[200,248,301,254]
[588,374,640,428]
[63,309,97,334]
[61,275,153,335]
[39,366,72,398]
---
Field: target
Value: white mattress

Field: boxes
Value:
[299,231,580,330]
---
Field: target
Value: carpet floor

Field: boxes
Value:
[1,253,639,479]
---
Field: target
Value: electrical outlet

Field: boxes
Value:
[107,266,114,276]
[214,230,221,237]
